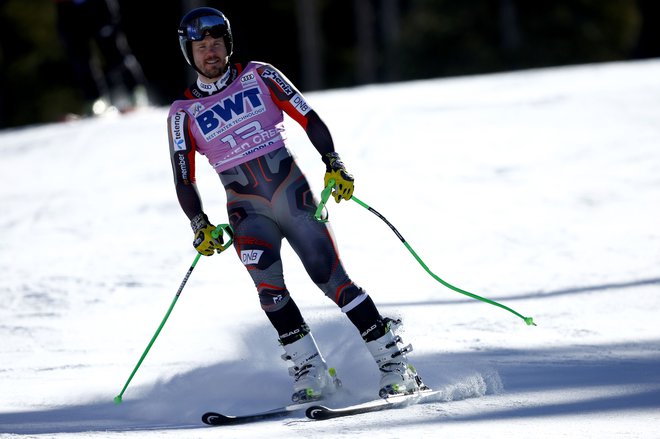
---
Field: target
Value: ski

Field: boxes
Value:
[202,399,322,426]
[305,388,441,421]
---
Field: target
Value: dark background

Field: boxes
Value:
[1,0,658,129]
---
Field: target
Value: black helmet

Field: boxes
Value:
[178,8,233,71]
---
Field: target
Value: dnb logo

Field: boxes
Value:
[195,87,263,136]
[241,249,264,265]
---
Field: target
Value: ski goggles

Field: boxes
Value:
[180,15,228,41]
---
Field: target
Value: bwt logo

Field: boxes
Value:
[195,88,262,135]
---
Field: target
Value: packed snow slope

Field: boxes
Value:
[1,59,659,438]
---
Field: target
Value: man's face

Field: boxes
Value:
[191,35,228,81]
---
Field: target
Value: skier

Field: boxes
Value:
[167,7,425,402]
[54,0,149,115]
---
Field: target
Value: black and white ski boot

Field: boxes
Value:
[365,318,428,398]
[281,333,341,403]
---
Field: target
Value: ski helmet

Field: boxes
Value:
[178,8,233,72]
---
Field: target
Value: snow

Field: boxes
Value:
[1,59,659,438]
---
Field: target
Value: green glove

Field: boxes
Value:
[322,152,354,203]
[191,213,224,256]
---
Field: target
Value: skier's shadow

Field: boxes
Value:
[357,276,660,307]
[3,277,659,434]
[0,318,374,434]
[0,315,489,434]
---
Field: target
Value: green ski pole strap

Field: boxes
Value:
[314,179,336,222]
[314,181,535,326]
[351,195,535,326]
[211,223,234,252]
[351,194,535,326]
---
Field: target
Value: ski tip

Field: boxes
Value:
[202,411,235,425]
[305,405,330,420]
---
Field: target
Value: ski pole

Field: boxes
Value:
[114,224,234,405]
[315,180,535,326]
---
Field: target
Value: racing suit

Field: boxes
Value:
[167,61,382,344]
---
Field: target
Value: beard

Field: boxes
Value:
[198,59,227,80]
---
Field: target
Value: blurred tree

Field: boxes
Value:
[296,0,324,90]
[354,0,377,84]
[117,0,184,105]
[54,0,149,115]
[0,0,648,128]
[499,0,522,56]
[513,0,639,67]
[631,0,660,58]
[1,0,79,127]
[397,0,640,79]
[398,0,501,78]
[381,0,402,82]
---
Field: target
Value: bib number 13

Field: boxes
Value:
[220,121,262,148]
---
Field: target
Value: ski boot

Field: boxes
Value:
[281,333,341,403]
[366,318,428,398]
